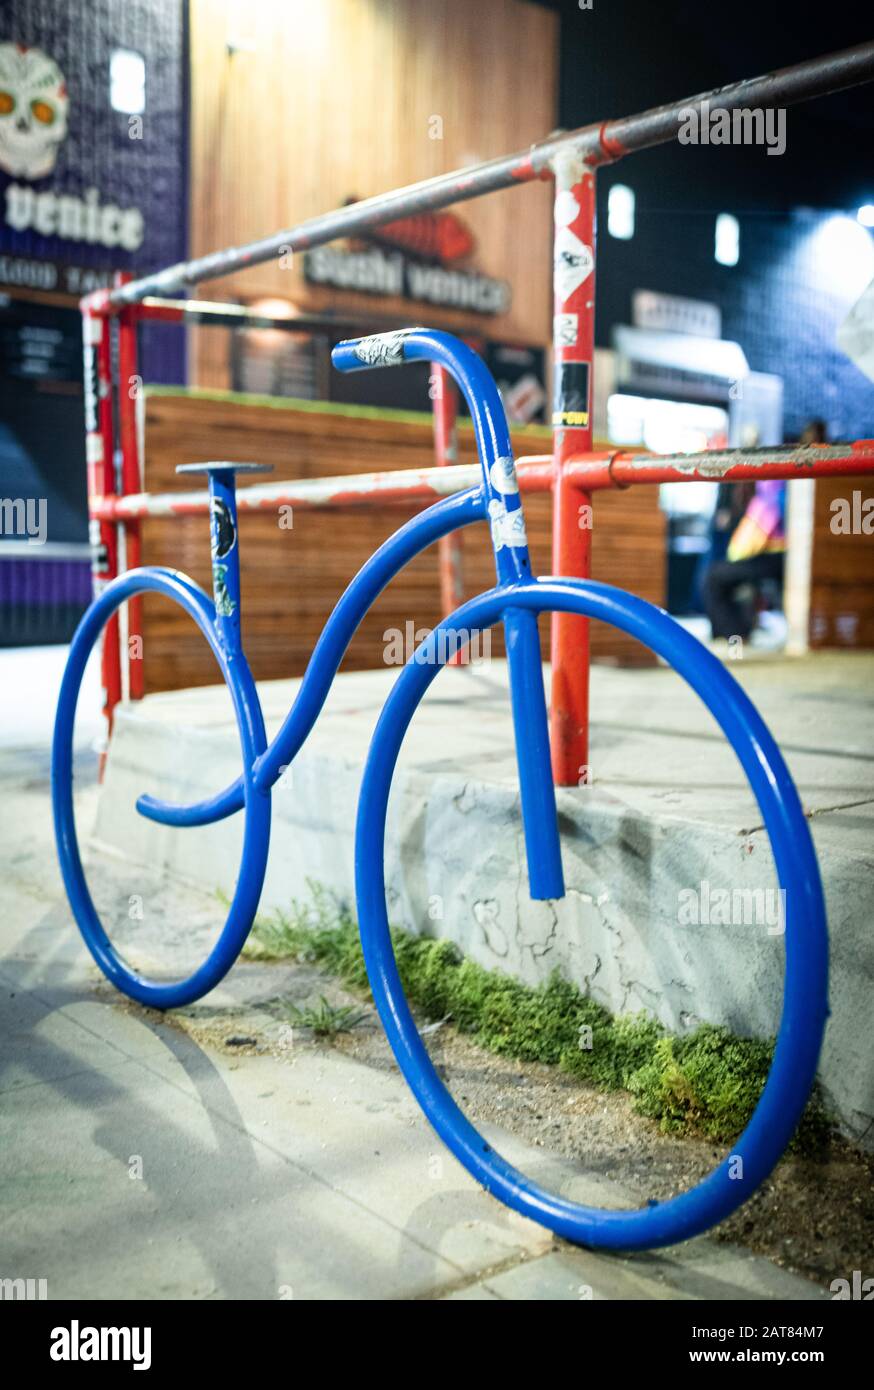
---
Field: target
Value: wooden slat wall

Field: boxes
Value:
[809,476,874,648]
[138,391,665,693]
[187,0,557,387]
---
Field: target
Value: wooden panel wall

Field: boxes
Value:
[187,0,557,387]
[138,390,665,693]
[809,476,874,648]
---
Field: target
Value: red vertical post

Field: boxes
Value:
[549,148,596,786]
[82,291,121,764]
[116,272,144,699]
[432,362,465,664]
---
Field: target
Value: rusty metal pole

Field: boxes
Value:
[107,42,874,309]
[116,274,144,699]
[549,149,597,787]
[431,363,465,663]
[92,442,874,523]
[81,292,121,767]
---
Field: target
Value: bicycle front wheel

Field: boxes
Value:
[52,566,271,1009]
[354,576,828,1251]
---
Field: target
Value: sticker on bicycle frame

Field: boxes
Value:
[552,360,590,428]
[553,228,593,303]
[352,327,425,368]
[210,497,237,617]
[554,313,578,347]
[211,497,236,559]
[489,455,519,496]
[487,498,527,551]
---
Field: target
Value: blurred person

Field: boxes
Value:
[704,478,786,641]
[704,417,828,642]
[695,478,754,596]
[800,418,828,445]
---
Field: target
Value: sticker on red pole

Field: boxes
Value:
[552,360,590,428]
[553,232,593,303]
[554,312,579,347]
[553,188,593,306]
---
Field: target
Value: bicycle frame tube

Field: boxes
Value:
[137,485,486,827]
[333,330,531,586]
[504,605,565,897]
[251,484,484,794]
[208,469,244,655]
[333,329,564,900]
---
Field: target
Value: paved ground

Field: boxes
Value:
[0,647,837,1300]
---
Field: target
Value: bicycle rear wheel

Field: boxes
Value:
[53,567,271,1009]
[354,576,828,1250]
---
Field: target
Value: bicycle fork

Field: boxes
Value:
[505,605,565,900]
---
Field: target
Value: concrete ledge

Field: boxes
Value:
[92,653,874,1144]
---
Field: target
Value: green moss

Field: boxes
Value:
[243,884,831,1152]
[626,1028,830,1150]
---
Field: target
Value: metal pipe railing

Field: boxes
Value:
[89,443,874,521]
[106,40,874,308]
[82,40,874,783]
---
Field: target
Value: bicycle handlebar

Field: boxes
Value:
[332,328,531,586]
[331,327,427,374]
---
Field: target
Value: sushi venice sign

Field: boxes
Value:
[0,42,144,252]
[303,205,511,316]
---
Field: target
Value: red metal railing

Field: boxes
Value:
[80,40,874,782]
[89,442,874,525]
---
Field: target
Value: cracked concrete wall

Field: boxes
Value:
[95,704,873,1148]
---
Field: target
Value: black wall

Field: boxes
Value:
[544,0,874,439]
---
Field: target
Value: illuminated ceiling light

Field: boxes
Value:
[110,49,145,115]
[249,298,296,319]
[813,214,874,298]
[715,213,740,267]
[607,184,635,240]
[857,204,874,228]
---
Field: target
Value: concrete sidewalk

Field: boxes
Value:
[0,732,828,1301]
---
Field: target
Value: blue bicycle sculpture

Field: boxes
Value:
[53,328,828,1251]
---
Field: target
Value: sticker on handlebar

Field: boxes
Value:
[489,456,519,496]
[352,327,426,368]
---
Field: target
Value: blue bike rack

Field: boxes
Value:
[53,328,828,1251]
